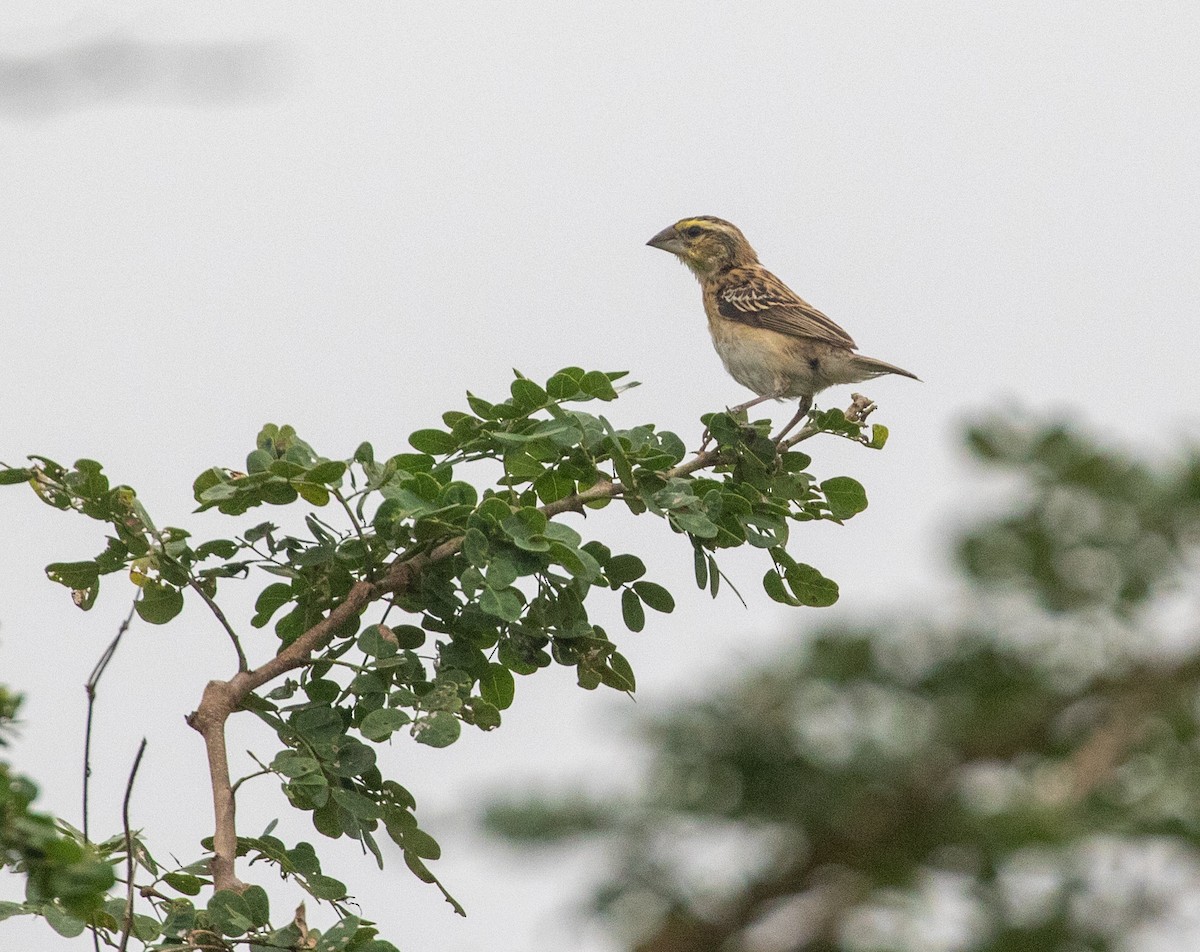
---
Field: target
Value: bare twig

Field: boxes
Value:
[141,514,249,671]
[83,599,138,845]
[84,602,135,952]
[118,738,148,952]
[229,766,272,798]
[187,578,248,672]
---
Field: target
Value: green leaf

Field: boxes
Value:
[403,827,442,860]
[414,711,462,748]
[693,546,708,589]
[534,470,575,503]
[548,541,601,580]
[0,467,33,485]
[621,588,645,632]
[501,511,550,552]
[670,511,719,538]
[294,482,330,506]
[484,554,519,590]
[546,369,583,400]
[136,582,184,625]
[605,651,636,692]
[307,460,347,484]
[360,708,410,742]
[208,890,255,937]
[307,874,348,901]
[358,625,398,658]
[331,787,382,820]
[868,423,889,449]
[42,905,86,938]
[480,587,523,622]
[391,624,426,649]
[503,448,544,481]
[780,450,812,472]
[45,561,99,590]
[632,581,675,613]
[163,872,204,896]
[763,568,800,606]
[467,698,502,730]
[821,476,869,521]
[462,527,489,567]
[409,429,457,455]
[606,554,647,586]
[328,737,376,778]
[194,539,239,560]
[242,885,270,928]
[785,563,840,607]
[544,521,582,546]
[580,371,618,401]
[272,751,322,778]
[252,582,293,628]
[478,663,515,710]
[304,679,339,704]
[466,391,499,419]
[315,916,362,952]
[511,378,548,413]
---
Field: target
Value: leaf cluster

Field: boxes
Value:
[0,691,115,928]
[0,368,889,948]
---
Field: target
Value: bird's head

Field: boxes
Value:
[646,216,758,276]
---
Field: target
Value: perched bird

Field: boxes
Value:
[647,216,918,441]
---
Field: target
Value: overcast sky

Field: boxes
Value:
[2,4,1198,951]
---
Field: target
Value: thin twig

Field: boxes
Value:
[229,766,272,798]
[782,421,820,448]
[187,578,248,672]
[117,738,148,952]
[83,599,138,844]
[333,488,374,582]
[142,517,249,672]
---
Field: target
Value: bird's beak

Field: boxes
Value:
[646,226,685,255]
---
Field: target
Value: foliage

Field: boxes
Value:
[0,690,115,929]
[0,368,889,948]
[482,414,1200,952]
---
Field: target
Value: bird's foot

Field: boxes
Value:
[771,395,814,445]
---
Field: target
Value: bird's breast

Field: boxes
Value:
[706,310,848,399]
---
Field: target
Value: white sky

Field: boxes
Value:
[2,3,1198,951]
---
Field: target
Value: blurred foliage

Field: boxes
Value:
[484,414,1200,952]
[0,689,115,929]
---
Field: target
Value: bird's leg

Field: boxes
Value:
[772,395,813,444]
[726,392,775,417]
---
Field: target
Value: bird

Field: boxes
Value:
[646,216,918,442]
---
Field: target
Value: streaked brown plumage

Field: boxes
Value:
[647,216,918,440]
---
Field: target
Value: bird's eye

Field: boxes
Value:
[684,225,704,239]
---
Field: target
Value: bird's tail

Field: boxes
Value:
[848,353,921,382]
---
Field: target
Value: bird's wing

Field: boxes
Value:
[716,268,857,349]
